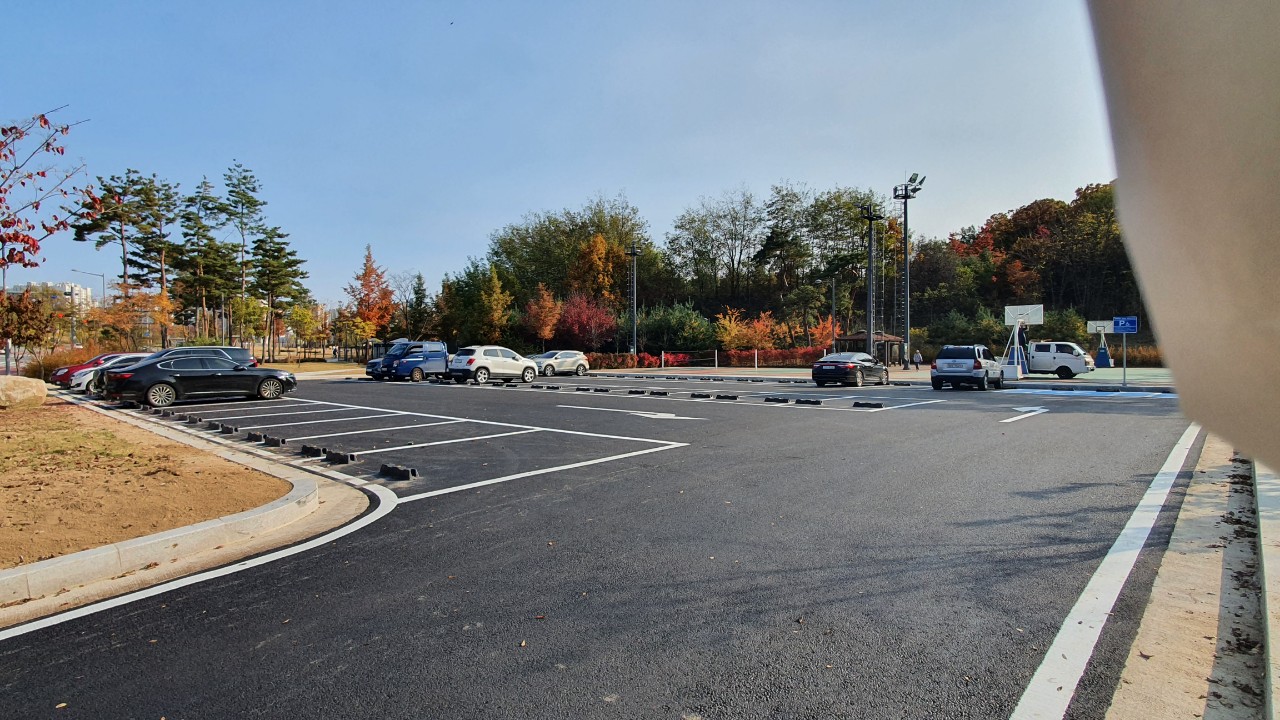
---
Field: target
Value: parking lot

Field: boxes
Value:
[4,373,1193,719]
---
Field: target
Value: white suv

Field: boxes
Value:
[448,346,538,384]
[931,344,1004,390]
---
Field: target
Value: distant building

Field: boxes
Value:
[4,281,94,307]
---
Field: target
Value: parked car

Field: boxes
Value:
[1019,341,1096,379]
[388,341,450,381]
[811,352,890,387]
[69,352,151,394]
[366,340,446,381]
[447,346,537,384]
[930,345,1004,390]
[103,355,296,407]
[141,345,258,367]
[530,350,590,376]
[49,352,125,387]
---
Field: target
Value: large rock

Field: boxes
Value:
[0,376,47,409]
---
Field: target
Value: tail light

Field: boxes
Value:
[930,361,937,370]
[973,360,983,370]
[114,373,133,380]
[466,358,475,366]
[843,363,857,369]
[250,358,259,367]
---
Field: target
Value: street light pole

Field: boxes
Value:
[71,268,107,307]
[859,204,886,357]
[893,174,925,369]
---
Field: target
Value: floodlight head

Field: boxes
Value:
[908,173,919,184]
[917,175,926,187]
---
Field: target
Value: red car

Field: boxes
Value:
[49,353,126,387]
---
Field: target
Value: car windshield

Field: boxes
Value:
[455,348,475,357]
[818,353,856,362]
[531,352,555,359]
[386,343,413,359]
[937,346,978,360]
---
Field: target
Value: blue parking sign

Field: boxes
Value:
[1113,316,1138,334]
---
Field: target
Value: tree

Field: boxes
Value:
[557,294,616,350]
[73,170,150,297]
[478,266,513,343]
[1,107,97,278]
[345,246,395,338]
[129,174,182,346]
[566,233,623,307]
[523,283,561,351]
[0,290,54,363]
[285,302,327,356]
[174,177,237,340]
[250,226,308,360]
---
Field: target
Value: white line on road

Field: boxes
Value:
[397,442,687,504]
[1000,407,1050,423]
[288,419,467,441]
[238,412,409,430]
[0,481,400,643]
[1009,422,1201,719]
[350,429,542,456]
[189,407,357,421]
[557,405,704,420]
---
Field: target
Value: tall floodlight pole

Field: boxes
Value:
[625,241,639,355]
[71,268,107,306]
[893,174,925,369]
[860,204,885,357]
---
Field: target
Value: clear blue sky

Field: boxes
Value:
[9,0,1113,309]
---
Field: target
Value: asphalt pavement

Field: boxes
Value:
[2,364,1271,719]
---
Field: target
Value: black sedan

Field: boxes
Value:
[103,355,296,407]
[811,352,890,387]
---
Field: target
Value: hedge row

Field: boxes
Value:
[585,347,829,370]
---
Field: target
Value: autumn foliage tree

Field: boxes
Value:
[1,108,97,278]
[557,294,616,350]
[523,283,561,351]
[345,245,395,339]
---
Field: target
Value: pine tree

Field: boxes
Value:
[175,177,238,340]
[251,226,308,360]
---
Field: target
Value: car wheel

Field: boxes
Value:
[976,374,989,391]
[410,367,424,382]
[880,370,890,385]
[474,368,490,384]
[522,367,536,383]
[931,379,943,390]
[1056,366,1075,379]
[994,371,1004,389]
[814,380,827,387]
[258,378,284,399]
[575,364,587,376]
[852,370,863,387]
[453,376,467,384]
[543,364,556,376]
[146,383,176,408]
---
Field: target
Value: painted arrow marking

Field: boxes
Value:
[558,405,704,420]
[1001,406,1049,423]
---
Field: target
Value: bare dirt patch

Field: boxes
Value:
[0,397,291,569]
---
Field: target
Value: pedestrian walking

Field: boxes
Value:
[912,350,923,370]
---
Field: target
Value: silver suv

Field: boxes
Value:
[530,350,590,376]
[930,344,1004,390]
[448,345,538,384]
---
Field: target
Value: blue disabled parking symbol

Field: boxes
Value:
[1113,316,1138,334]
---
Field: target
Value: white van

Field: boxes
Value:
[1023,341,1095,379]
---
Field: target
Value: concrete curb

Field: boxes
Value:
[0,399,319,606]
[1253,462,1280,719]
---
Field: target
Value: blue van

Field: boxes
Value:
[386,341,450,381]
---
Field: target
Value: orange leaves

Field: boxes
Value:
[714,307,779,349]
[523,283,562,343]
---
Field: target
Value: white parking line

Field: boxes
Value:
[1009,422,1201,719]
[288,420,466,441]
[190,407,357,422]
[238,412,410,430]
[177,400,315,413]
[350,429,542,456]
[397,442,687,504]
